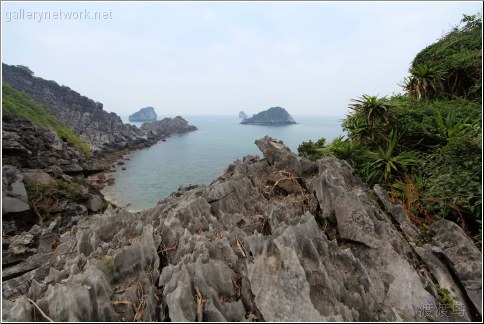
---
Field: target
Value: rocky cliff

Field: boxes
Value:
[2,137,481,322]
[129,107,157,122]
[241,107,296,125]
[2,114,107,239]
[2,64,196,154]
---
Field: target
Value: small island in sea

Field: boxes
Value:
[239,111,248,119]
[129,106,157,122]
[241,106,297,125]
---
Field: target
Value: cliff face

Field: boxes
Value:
[2,64,196,154]
[3,137,481,322]
[129,107,157,122]
[241,107,296,125]
[2,114,107,238]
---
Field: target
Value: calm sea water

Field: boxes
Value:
[102,115,345,212]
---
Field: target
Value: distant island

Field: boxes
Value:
[241,106,297,125]
[239,111,248,119]
[129,106,157,122]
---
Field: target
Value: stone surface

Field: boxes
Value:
[2,165,32,227]
[23,171,53,185]
[86,194,103,212]
[1,136,481,322]
[429,220,482,318]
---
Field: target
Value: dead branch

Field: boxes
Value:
[25,297,54,322]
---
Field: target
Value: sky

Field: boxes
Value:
[1,1,482,117]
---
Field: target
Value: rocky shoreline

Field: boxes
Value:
[2,63,198,227]
[2,113,197,232]
[2,136,481,321]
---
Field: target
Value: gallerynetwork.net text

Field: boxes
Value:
[5,9,113,23]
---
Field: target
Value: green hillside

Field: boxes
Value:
[2,83,92,157]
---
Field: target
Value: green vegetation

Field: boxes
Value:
[298,13,482,241]
[24,179,86,224]
[103,256,114,271]
[436,285,460,313]
[14,65,34,76]
[2,83,92,157]
[412,13,482,101]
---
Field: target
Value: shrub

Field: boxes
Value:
[24,179,86,224]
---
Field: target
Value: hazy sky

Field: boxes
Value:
[2,1,482,117]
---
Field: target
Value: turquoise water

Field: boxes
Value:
[102,115,345,212]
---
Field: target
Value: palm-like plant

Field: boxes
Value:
[342,113,370,141]
[328,136,369,168]
[435,111,474,141]
[404,63,445,100]
[364,130,421,184]
[348,95,393,128]
[399,76,418,98]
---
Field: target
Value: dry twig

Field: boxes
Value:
[259,170,308,202]
[194,285,205,322]
[236,238,247,257]
[25,297,54,322]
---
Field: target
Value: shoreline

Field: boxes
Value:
[87,129,196,209]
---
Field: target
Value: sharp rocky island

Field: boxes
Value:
[241,106,297,125]
[239,111,248,119]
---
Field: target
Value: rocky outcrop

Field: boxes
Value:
[2,136,481,322]
[140,116,197,136]
[1,115,107,237]
[241,107,296,125]
[2,115,103,174]
[2,64,196,155]
[129,107,157,122]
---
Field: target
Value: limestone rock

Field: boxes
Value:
[429,220,482,318]
[1,136,481,322]
[2,165,32,227]
[86,194,103,212]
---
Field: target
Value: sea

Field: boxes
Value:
[101,115,345,212]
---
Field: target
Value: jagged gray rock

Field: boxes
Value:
[2,136,481,322]
[2,165,32,228]
[429,220,482,318]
